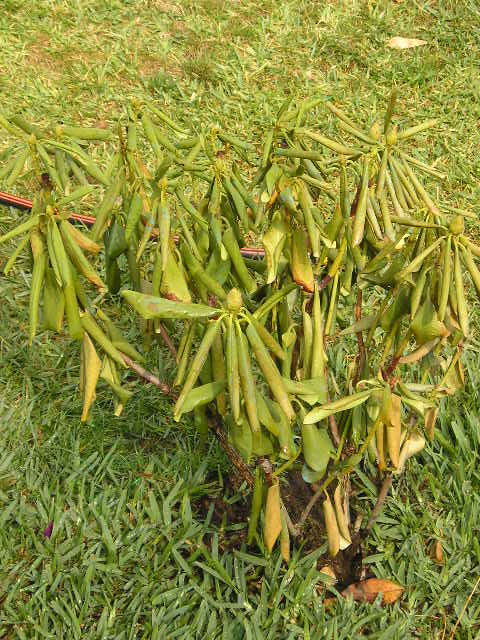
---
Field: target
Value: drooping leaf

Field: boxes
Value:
[122,290,220,320]
[177,380,226,416]
[264,480,282,553]
[304,389,373,424]
[262,213,288,284]
[301,423,333,473]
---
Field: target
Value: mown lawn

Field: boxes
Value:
[0,1,479,637]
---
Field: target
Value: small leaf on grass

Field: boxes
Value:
[431,540,444,565]
[342,578,404,604]
[387,37,427,49]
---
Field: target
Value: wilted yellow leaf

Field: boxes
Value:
[317,566,337,594]
[323,494,340,558]
[280,509,290,563]
[396,432,426,474]
[81,333,102,423]
[264,480,282,553]
[384,393,401,467]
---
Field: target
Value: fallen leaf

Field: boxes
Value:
[387,37,427,50]
[431,540,444,565]
[342,578,404,604]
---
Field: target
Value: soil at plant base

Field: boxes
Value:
[195,469,364,590]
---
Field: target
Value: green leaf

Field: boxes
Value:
[265,163,283,194]
[301,463,327,484]
[122,290,220,320]
[301,423,333,473]
[262,213,288,284]
[304,389,373,424]
[282,376,328,405]
[179,381,226,415]
[338,314,376,336]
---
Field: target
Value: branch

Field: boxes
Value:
[365,474,393,533]
[155,322,177,359]
[318,273,332,292]
[121,354,255,490]
[207,413,255,490]
[296,472,335,529]
[122,355,177,399]
[326,388,340,447]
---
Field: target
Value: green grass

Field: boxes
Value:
[1,0,480,637]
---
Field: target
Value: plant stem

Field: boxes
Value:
[327,387,340,447]
[365,474,393,533]
[156,321,177,359]
[121,353,255,489]
[122,354,177,398]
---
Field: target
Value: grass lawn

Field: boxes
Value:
[1,0,480,637]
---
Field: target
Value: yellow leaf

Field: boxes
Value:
[81,333,102,422]
[333,484,351,544]
[264,480,282,553]
[383,393,402,468]
[396,432,426,474]
[323,494,340,558]
[431,540,444,565]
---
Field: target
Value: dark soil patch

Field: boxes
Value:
[194,469,364,589]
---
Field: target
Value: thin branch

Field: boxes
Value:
[365,474,393,533]
[318,274,332,292]
[121,354,255,490]
[296,473,335,529]
[122,354,177,399]
[326,388,340,447]
[155,321,177,359]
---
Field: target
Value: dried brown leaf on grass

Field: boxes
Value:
[343,578,404,604]
[324,578,404,607]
